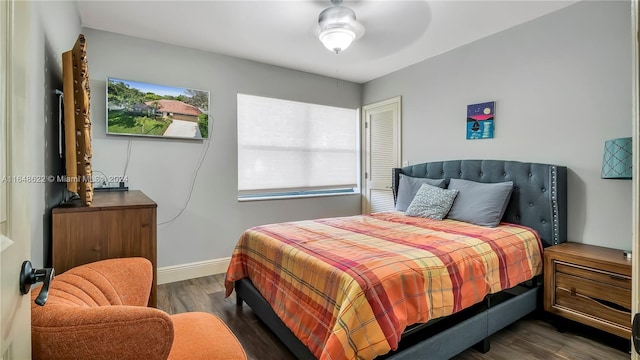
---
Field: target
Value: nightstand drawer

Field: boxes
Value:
[555,272,631,327]
[555,287,630,329]
[556,262,631,289]
[556,269,631,310]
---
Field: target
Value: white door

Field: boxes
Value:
[1,1,33,358]
[362,97,401,214]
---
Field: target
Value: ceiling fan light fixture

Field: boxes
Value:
[319,27,356,54]
[318,1,364,54]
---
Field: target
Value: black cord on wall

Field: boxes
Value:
[158,137,212,226]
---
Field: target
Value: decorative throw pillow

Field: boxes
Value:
[446,178,514,227]
[395,174,447,212]
[405,184,459,220]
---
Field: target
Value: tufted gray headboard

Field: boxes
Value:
[392,160,567,247]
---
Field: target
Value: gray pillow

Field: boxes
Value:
[446,178,513,227]
[405,184,459,220]
[395,174,447,212]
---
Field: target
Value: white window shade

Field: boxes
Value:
[238,94,357,196]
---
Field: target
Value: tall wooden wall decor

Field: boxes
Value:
[62,34,93,205]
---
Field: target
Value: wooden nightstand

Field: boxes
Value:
[544,242,631,339]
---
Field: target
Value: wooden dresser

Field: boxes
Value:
[544,242,631,338]
[52,190,158,307]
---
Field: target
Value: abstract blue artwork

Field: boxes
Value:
[466,101,495,140]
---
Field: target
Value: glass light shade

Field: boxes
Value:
[318,3,363,54]
[601,137,632,179]
[319,28,355,54]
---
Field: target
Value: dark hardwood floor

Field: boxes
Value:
[158,275,631,360]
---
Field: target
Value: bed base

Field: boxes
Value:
[236,278,316,359]
[233,160,566,359]
[236,278,540,359]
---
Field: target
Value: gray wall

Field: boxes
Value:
[363,1,632,250]
[29,1,82,268]
[28,0,632,270]
[83,28,363,267]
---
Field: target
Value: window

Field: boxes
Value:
[237,94,358,199]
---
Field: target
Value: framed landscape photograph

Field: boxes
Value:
[107,77,209,139]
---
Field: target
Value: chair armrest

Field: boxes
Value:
[32,305,173,360]
[63,257,153,306]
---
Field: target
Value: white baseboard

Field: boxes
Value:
[157,257,230,285]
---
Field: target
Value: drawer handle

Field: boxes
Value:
[570,287,576,296]
[609,275,627,281]
[592,297,631,313]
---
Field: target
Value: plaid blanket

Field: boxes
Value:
[225,212,543,360]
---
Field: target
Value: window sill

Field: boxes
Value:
[238,191,360,202]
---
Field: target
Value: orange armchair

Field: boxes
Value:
[31,257,246,360]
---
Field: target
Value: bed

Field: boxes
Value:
[225,159,567,359]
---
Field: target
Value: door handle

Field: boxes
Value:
[633,313,640,354]
[19,261,55,306]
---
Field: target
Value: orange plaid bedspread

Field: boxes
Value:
[225,212,543,360]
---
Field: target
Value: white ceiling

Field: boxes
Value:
[76,0,579,84]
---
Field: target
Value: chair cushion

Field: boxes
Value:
[168,312,247,360]
[32,305,174,360]
[43,257,153,307]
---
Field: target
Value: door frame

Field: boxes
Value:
[1,0,32,358]
[361,96,402,214]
